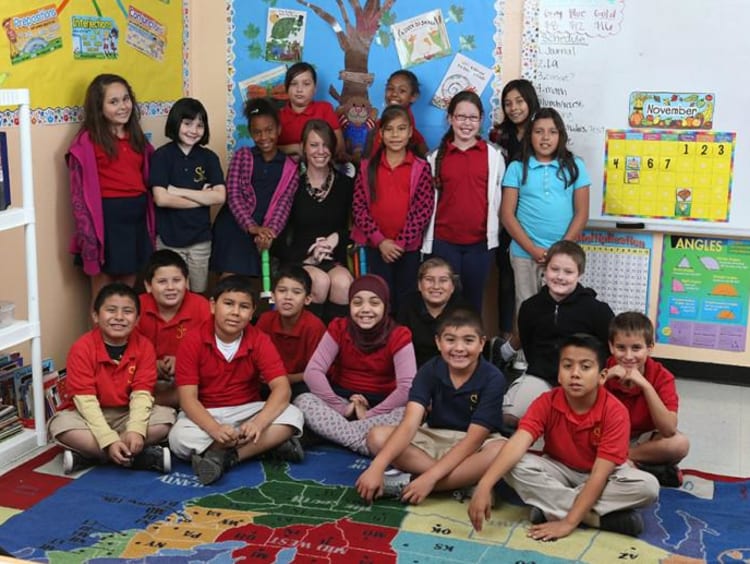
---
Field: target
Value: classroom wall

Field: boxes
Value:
[2,0,747,372]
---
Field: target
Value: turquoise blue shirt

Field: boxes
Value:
[503,155,590,258]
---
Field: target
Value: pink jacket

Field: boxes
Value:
[67,131,155,275]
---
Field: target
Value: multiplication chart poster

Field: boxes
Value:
[603,129,736,221]
[657,235,750,352]
[578,230,653,314]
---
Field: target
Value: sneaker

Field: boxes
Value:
[451,485,476,502]
[512,349,528,372]
[131,446,171,474]
[599,509,644,537]
[62,449,95,475]
[636,462,683,488]
[382,469,411,498]
[192,449,238,485]
[529,506,547,524]
[268,437,305,463]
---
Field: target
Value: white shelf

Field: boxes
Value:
[0,428,41,475]
[0,207,32,231]
[0,320,40,351]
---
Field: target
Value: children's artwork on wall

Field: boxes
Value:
[227,0,505,152]
[265,8,306,63]
[238,65,288,103]
[657,235,750,352]
[0,0,186,127]
[432,52,492,110]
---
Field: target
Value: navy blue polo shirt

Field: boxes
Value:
[149,142,225,247]
[250,147,285,224]
[408,356,506,432]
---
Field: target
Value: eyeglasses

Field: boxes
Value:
[422,276,452,286]
[452,114,481,123]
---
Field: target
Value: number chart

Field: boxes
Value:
[603,129,736,222]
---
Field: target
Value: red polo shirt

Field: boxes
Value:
[370,151,414,240]
[137,292,211,359]
[278,100,340,146]
[605,356,679,437]
[520,386,630,472]
[435,139,488,244]
[95,137,146,198]
[64,328,157,409]
[175,319,287,408]
[256,309,326,374]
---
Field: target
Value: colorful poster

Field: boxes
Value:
[265,8,306,63]
[578,230,653,315]
[604,129,735,221]
[125,5,166,61]
[71,16,119,60]
[391,9,451,68]
[431,52,492,109]
[238,65,288,102]
[629,92,715,129]
[3,5,62,65]
[657,235,750,352]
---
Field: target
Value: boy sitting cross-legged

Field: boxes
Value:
[48,283,176,475]
[605,311,690,487]
[356,308,507,505]
[469,333,659,541]
[255,265,326,398]
[137,249,211,407]
[168,275,305,485]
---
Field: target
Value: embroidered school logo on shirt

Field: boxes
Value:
[194,166,206,184]
[176,324,187,340]
[127,362,137,384]
[591,424,602,446]
[469,393,479,412]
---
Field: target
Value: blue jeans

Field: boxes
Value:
[432,239,493,313]
[364,247,420,316]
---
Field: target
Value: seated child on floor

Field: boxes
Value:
[356,308,506,505]
[469,333,659,540]
[503,240,614,428]
[168,275,304,485]
[136,249,211,407]
[294,274,417,455]
[48,283,176,475]
[605,311,690,486]
[256,265,326,398]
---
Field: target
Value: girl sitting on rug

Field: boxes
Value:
[294,274,417,455]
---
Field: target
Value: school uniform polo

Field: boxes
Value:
[409,356,506,432]
[503,156,591,258]
[520,386,629,472]
[149,142,225,247]
[175,319,287,408]
[370,151,415,240]
[435,140,489,244]
[95,137,146,198]
[137,291,211,359]
[64,328,157,408]
[250,147,286,224]
[278,100,340,146]
[256,309,326,374]
[605,356,679,437]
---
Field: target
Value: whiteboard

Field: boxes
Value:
[521,0,750,237]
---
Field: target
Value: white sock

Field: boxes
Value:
[500,340,517,362]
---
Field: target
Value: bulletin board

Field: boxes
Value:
[521,0,750,237]
[226,0,506,151]
[0,0,187,126]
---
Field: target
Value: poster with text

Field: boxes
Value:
[657,235,750,352]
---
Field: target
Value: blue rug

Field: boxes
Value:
[0,445,747,563]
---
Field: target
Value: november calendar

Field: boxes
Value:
[603,129,736,221]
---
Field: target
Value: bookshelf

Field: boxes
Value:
[0,88,45,471]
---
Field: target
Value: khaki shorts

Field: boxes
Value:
[410,426,505,459]
[48,405,177,441]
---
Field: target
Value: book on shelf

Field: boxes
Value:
[0,402,17,420]
[12,358,54,427]
[0,420,23,442]
[0,131,9,210]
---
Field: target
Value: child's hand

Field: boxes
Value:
[355,467,384,503]
[157,356,176,381]
[107,440,132,466]
[210,424,239,447]
[378,239,404,263]
[528,519,576,542]
[468,485,494,532]
[350,394,369,420]
[238,419,263,444]
[121,431,144,457]
[531,246,547,264]
[605,365,646,389]
[399,474,435,505]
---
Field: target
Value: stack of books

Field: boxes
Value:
[0,402,22,442]
[0,352,63,429]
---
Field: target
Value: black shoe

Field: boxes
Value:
[267,437,305,463]
[636,462,683,487]
[62,449,96,475]
[192,448,238,485]
[599,509,644,536]
[131,446,171,473]
[529,506,547,524]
